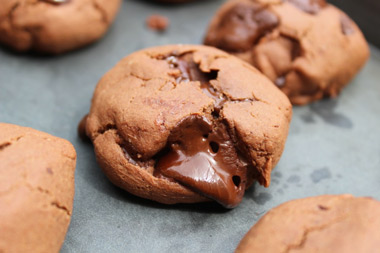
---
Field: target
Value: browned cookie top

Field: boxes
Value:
[0,123,76,252]
[236,195,380,253]
[0,0,121,54]
[82,44,291,208]
[204,0,369,105]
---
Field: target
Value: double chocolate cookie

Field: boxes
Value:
[80,44,291,208]
[204,0,370,105]
[0,0,121,54]
[236,195,380,252]
[0,123,76,252]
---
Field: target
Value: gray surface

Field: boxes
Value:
[330,0,380,48]
[1,0,380,252]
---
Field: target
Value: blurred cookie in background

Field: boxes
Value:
[0,0,121,54]
[204,0,369,105]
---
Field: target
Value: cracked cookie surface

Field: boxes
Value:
[236,195,380,253]
[0,0,121,54]
[0,123,76,253]
[80,44,291,208]
[204,0,369,105]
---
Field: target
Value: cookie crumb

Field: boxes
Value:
[146,15,169,31]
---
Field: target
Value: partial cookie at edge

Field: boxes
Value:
[236,195,380,253]
[0,0,121,54]
[0,123,76,252]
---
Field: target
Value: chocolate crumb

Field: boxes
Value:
[146,15,169,32]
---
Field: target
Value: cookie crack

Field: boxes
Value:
[25,182,71,216]
[96,123,117,136]
[50,201,71,216]
[92,0,109,24]
[5,2,20,30]
[6,2,43,52]
[283,215,348,253]
[0,135,24,152]
[1,181,71,217]
[0,142,11,151]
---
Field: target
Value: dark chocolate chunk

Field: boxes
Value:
[206,3,279,52]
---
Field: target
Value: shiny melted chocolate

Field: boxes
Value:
[154,116,247,208]
[208,3,279,52]
[286,0,326,14]
[40,0,69,4]
[154,54,248,208]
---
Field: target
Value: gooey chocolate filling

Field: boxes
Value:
[208,3,279,52]
[154,116,247,208]
[205,0,328,53]
[152,53,249,208]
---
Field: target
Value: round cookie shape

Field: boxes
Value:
[81,44,292,208]
[204,0,370,105]
[0,0,121,54]
[0,123,76,252]
[236,195,380,253]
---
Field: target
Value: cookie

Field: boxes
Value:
[80,44,291,208]
[204,0,369,105]
[236,195,380,252]
[0,0,121,54]
[0,123,76,252]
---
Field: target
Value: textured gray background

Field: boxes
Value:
[1,0,380,252]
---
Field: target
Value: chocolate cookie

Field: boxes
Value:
[0,123,76,252]
[236,195,380,252]
[204,0,369,105]
[80,44,291,208]
[0,0,121,54]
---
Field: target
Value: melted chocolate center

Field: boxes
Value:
[152,53,248,208]
[286,0,326,14]
[154,116,247,208]
[209,3,279,52]
[40,0,69,4]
